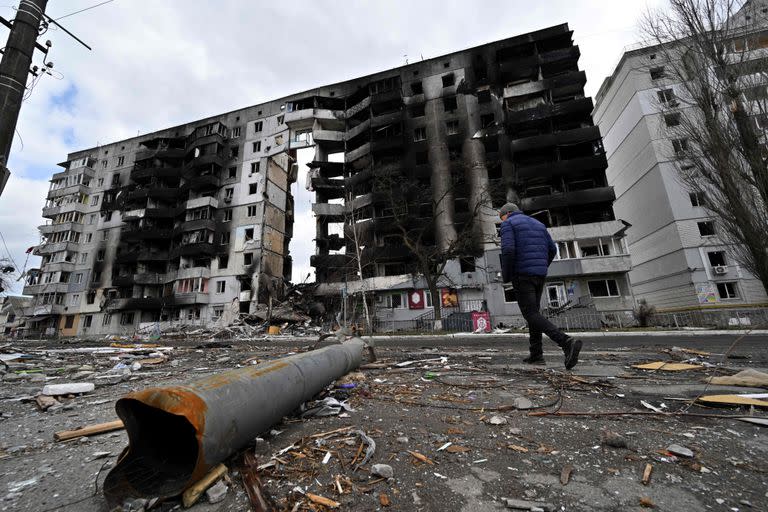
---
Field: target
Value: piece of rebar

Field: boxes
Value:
[103,338,366,504]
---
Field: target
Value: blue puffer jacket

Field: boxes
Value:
[500,211,557,280]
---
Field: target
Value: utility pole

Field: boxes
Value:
[0,0,48,197]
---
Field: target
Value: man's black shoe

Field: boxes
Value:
[523,355,546,365]
[564,338,582,370]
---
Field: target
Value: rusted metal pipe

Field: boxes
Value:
[103,338,366,504]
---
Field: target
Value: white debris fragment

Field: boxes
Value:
[41,383,95,396]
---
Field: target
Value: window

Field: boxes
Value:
[232,127,241,138]
[86,290,96,304]
[443,96,458,112]
[91,195,100,206]
[64,315,75,329]
[409,105,425,118]
[102,313,112,326]
[664,113,681,127]
[689,192,706,207]
[111,174,120,186]
[588,279,620,297]
[220,232,231,245]
[228,167,237,178]
[71,294,80,305]
[716,282,739,299]
[277,115,284,125]
[251,161,260,173]
[102,160,107,169]
[442,74,455,87]
[459,257,476,272]
[97,249,105,261]
[657,88,677,106]
[249,183,258,195]
[223,209,232,222]
[245,228,254,240]
[216,281,226,294]
[698,221,716,236]
[480,113,495,128]
[504,287,518,303]
[446,120,459,135]
[252,141,261,152]
[83,315,93,328]
[75,273,83,284]
[672,138,689,156]
[117,156,125,166]
[102,230,109,241]
[212,307,224,320]
[555,241,577,260]
[219,255,229,269]
[88,214,96,225]
[448,145,461,161]
[247,205,257,217]
[244,252,253,266]
[410,81,423,94]
[80,253,87,264]
[97,178,104,187]
[120,312,135,325]
[294,129,313,144]
[85,233,93,243]
[707,251,727,266]
[104,211,113,222]
[253,121,263,133]
[649,66,666,80]
[91,271,101,283]
[477,89,491,103]
[230,146,239,159]
[385,292,405,309]
[413,127,426,142]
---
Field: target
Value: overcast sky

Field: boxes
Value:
[0,0,664,294]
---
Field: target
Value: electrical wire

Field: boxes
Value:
[52,0,114,21]
[0,230,20,270]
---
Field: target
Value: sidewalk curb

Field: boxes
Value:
[361,330,768,341]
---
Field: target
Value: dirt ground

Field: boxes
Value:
[1,334,767,511]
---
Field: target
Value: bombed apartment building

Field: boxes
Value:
[23,111,296,336]
[300,23,633,328]
[21,23,631,335]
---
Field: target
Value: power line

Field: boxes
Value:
[53,0,114,21]
[0,230,19,270]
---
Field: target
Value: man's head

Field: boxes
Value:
[498,202,520,221]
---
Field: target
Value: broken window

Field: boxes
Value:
[223,209,232,222]
[120,312,134,325]
[697,220,716,236]
[410,81,423,94]
[253,121,263,133]
[104,211,113,222]
[102,313,112,326]
[249,183,258,195]
[294,129,313,144]
[716,282,739,299]
[672,138,689,156]
[443,96,458,112]
[707,251,727,266]
[252,141,261,152]
[587,279,620,297]
[220,232,230,245]
[97,249,105,261]
[664,113,681,127]
[244,252,253,266]
[230,146,239,159]
[224,187,234,199]
[91,195,100,206]
[409,105,425,118]
[228,167,237,178]
[83,315,92,328]
[277,115,284,125]
[480,113,495,128]
[231,127,241,138]
[446,120,459,135]
[477,89,491,103]
[413,127,426,142]
[459,257,476,272]
[245,228,254,240]
[87,290,96,304]
[251,162,260,173]
[657,88,677,106]
[111,174,121,186]
[689,191,706,207]
[649,66,666,80]
[247,205,257,217]
[219,255,229,269]
[442,74,455,87]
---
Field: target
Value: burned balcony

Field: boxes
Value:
[310,254,348,269]
[184,173,221,191]
[125,186,179,204]
[506,97,593,125]
[186,121,228,147]
[39,221,84,236]
[168,292,210,305]
[520,186,616,211]
[316,234,345,252]
[178,218,217,233]
[312,203,345,222]
[121,225,173,242]
[170,242,216,258]
[115,249,169,264]
[144,206,184,219]
[131,164,183,184]
[516,154,608,180]
[111,274,135,287]
[311,176,344,200]
[35,241,78,255]
[510,126,601,153]
[308,161,344,178]
[110,297,164,311]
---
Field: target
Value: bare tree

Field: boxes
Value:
[641,0,768,293]
[373,170,494,330]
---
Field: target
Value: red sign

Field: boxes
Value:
[472,311,492,333]
[408,290,425,309]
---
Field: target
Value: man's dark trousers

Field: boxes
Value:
[514,275,570,357]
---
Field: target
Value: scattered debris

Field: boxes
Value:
[488,415,508,425]
[633,362,703,371]
[639,496,656,508]
[560,465,573,485]
[35,394,60,412]
[666,444,694,458]
[736,417,768,427]
[181,463,228,508]
[371,464,394,479]
[640,401,664,413]
[206,479,228,504]
[41,382,95,396]
[53,420,124,442]
[513,397,534,410]
[707,369,768,387]
[379,492,391,507]
[601,430,630,449]
[502,497,555,511]
[408,450,435,465]
[642,463,653,485]
[697,394,768,408]
[306,493,340,508]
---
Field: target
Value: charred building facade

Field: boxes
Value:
[23,24,632,335]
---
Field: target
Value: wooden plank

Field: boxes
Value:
[182,463,228,508]
[54,420,124,442]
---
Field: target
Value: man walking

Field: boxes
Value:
[499,203,582,369]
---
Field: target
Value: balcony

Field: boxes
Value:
[39,222,85,235]
[310,254,348,268]
[144,207,184,219]
[130,165,183,183]
[548,254,632,278]
[22,282,69,295]
[47,183,90,199]
[312,203,345,221]
[113,272,171,286]
[345,118,371,141]
[44,260,76,273]
[178,218,217,233]
[520,186,615,211]
[126,187,179,203]
[170,242,216,258]
[184,173,221,191]
[186,196,219,210]
[52,166,95,182]
[344,96,371,120]
[285,108,344,130]
[35,241,78,255]
[345,142,371,164]
[20,303,67,317]
[111,274,135,287]
[134,147,185,162]
[109,297,164,311]
[510,126,601,152]
[187,153,226,171]
[517,154,607,180]
[121,226,173,242]
[506,97,594,125]
[169,292,210,305]
[116,250,169,263]
[186,122,228,147]
[175,266,211,280]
